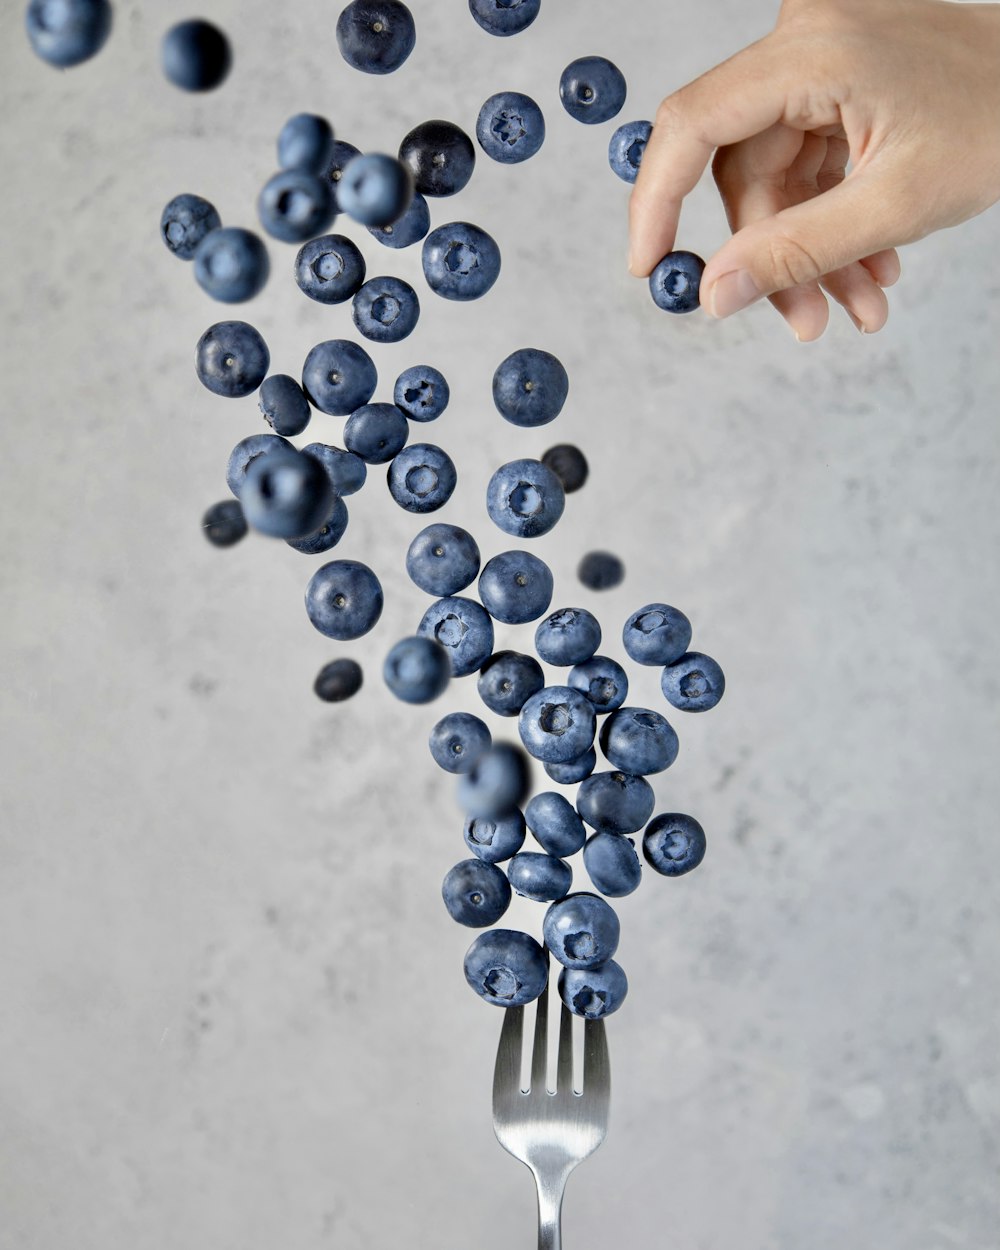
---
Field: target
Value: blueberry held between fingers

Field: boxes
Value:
[305,559,384,640]
[422,222,501,301]
[294,235,366,305]
[468,0,539,36]
[160,194,221,260]
[338,152,414,227]
[161,19,231,91]
[608,120,652,183]
[400,120,476,197]
[257,168,335,244]
[352,275,420,343]
[26,0,112,67]
[285,495,349,554]
[541,444,588,494]
[277,113,335,173]
[478,550,553,624]
[302,443,367,496]
[240,447,335,540]
[622,602,692,666]
[463,810,526,863]
[457,743,531,820]
[301,339,377,415]
[642,812,707,876]
[478,651,544,718]
[225,433,291,496]
[476,92,545,163]
[314,657,364,703]
[578,550,624,590]
[534,607,601,666]
[406,523,480,596]
[383,635,451,704]
[543,893,620,970]
[492,348,568,427]
[386,443,457,512]
[649,251,705,314]
[193,228,270,303]
[201,499,247,547]
[464,929,548,1007]
[443,859,512,927]
[558,960,628,1018]
[559,56,626,124]
[518,685,596,765]
[660,651,726,712]
[259,374,311,437]
[507,852,572,902]
[336,0,415,74]
[344,402,409,464]
[576,771,655,835]
[524,791,586,858]
[486,458,565,538]
[598,706,679,775]
[367,191,430,249]
[417,596,494,677]
[582,833,641,897]
[394,365,450,422]
[195,321,269,398]
[429,712,491,774]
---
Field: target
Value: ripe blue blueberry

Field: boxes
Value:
[367,190,430,248]
[394,365,450,422]
[456,742,531,819]
[507,853,572,902]
[599,706,679,775]
[225,433,291,496]
[642,812,707,876]
[422,222,501,301]
[294,235,366,305]
[193,227,270,303]
[478,550,553,624]
[257,169,335,244]
[477,651,544,718]
[542,893,620,970]
[301,340,377,415]
[541,444,588,493]
[649,251,705,314]
[464,810,526,863]
[305,559,384,640]
[464,929,547,1007]
[558,960,628,1018]
[578,550,624,590]
[660,651,725,712]
[442,859,511,927]
[259,374,311,437]
[161,19,231,92]
[344,402,409,464]
[336,0,415,74]
[534,608,601,666]
[429,711,491,774]
[338,152,414,227]
[386,442,456,512]
[544,751,594,786]
[278,113,335,173]
[400,120,476,197]
[285,495,349,554]
[468,0,539,36]
[524,791,586,858]
[383,635,451,704]
[321,140,362,212]
[486,458,565,539]
[622,602,692,666]
[492,348,568,427]
[195,321,269,398]
[582,833,641,897]
[417,596,494,677]
[518,685,596,765]
[202,499,247,547]
[26,0,111,67]
[352,275,420,343]
[160,193,221,261]
[476,92,545,163]
[559,56,626,125]
[240,447,335,540]
[314,657,364,702]
[406,523,480,596]
[567,655,629,715]
[608,120,652,183]
[576,771,654,835]
[301,443,368,496]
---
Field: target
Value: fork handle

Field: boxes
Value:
[533,1167,570,1250]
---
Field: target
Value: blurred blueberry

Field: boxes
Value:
[541,443,588,493]
[457,743,531,820]
[161,18,231,91]
[578,550,624,590]
[258,168,335,244]
[26,0,111,66]
[201,499,247,548]
[240,447,335,540]
[225,433,291,496]
[193,227,270,303]
[338,152,413,226]
[314,657,364,702]
[278,113,335,173]
[383,635,451,704]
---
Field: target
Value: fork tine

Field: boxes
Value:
[492,1004,524,1103]
[528,976,549,1093]
[556,998,574,1093]
[582,1018,610,1096]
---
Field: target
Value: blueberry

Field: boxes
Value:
[240,447,335,540]
[225,433,291,496]
[476,92,545,163]
[457,742,531,819]
[468,0,539,36]
[201,499,247,547]
[305,559,384,640]
[443,859,512,928]
[161,19,231,92]
[301,443,367,496]
[285,495,349,554]
[599,707,679,775]
[344,402,409,464]
[406,523,480,597]
[541,444,588,493]
[464,929,547,1007]
[257,168,336,244]
[387,442,456,511]
[578,550,624,591]
[608,120,652,184]
[518,685,596,765]
[650,250,705,314]
[464,810,526,863]
[195,321,269,398]
[26,0,111,67]
[492,348,568,427]
[542,893,620,970]
[660,651,725,712]
[393,365,450,422]
[160,193,221,261]
[278,113,335,174]
[294,235,366,305]
[422,222,501,301]
[321,140,362,212]
[524,791,586,858]
[429,711,491,774]
[352,275,420,343]
[486,458,565,539]
[338,152,414,227]
[400,120,476,197]
[534,608,601,666]
[336,0,415,74]
[314,657,364,702]
[301,340,377,415]
[478,550,553,624]
[417,596,494,677]
[642,812,707,876]
[583,833,641,897]
[478,650,544,717]
[576,771,654,835]
[507,853,572,902]
[559,56,626,125]
[567,655,629,715]
[383,635,451,704]
[367,191,430,249]
[193,228,270,304]
[259,374,311,437]
[558,960,628,1018]
[622,602,692,666]
[544,747,596,785]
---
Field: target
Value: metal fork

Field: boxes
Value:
[492,973,611,1250]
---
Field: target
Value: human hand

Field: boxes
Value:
[628,0,1000,339]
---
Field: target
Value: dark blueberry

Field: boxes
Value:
[468,0,539,36]
[456,742,531,820]
[544,747,596,785]
[576,771,654,835]
[507,853,572,902]
[400,119,475,197]
[301,443,367,496]
[352,275,420,343]
[476,91,545,163]
[259,374,311,437]
[321,140,362,212]
[422,221,501,301]
[583,833,641,897]
[429,712,491,774]
[344,402,409,464]
[338,152,414,227]
[225,433,291,497]
[193,228,270,303]
[541,444,588,493]
[599,706,679,775]
[26,0,111,66]
[301,339,377,415]
[660,651,725,712]
[464,928,547,1007]
[417,596,494,677]
[160,193,221,261]
[524,791,586,858]
[383,635,451,704]
[464,810,526,863]
[542,893,620,970]
[386,442,456,511]
[367,191,430,248]
[518,685,596,765]
[478,550,553,625]
[406,523,480,596]
[285,495,349,554]
[443,859,512,927]
[486,458,565,539]
[534,608,601,666]
[161,19,231,91]
[277,113,335,173]
[195,321,269,398]
[336,0,415,74]
[642,812,707,876]
[257,168,335,244]
[305,559,384,640]
[567,655,628,716]
[201,499,247,547]
[559,56,626,125]
[558,960,628,1018]
[608,120,652,184]
[314,657,364,702]
[478,650,545,718]
[622,602,692,666]
[492,348,568,427]
[394,365,450,422]
[578,550,624,590]
[294,235,366,305]
[240,447,335,540]
[650,251,705,314]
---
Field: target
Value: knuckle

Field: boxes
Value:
[653,95,688,136]
[762,232,824,288]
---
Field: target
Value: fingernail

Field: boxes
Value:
[706,270,763,319]
[847,311,867,333]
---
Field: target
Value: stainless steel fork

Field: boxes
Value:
[492,974,611,1250]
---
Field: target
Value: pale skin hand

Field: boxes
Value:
[628,0,1000,339]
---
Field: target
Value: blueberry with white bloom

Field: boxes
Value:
[478,550,553,624]
[193,227,270,303]
[383,635,451,704]
[301,339,377,415]
[258,168,335,244]
[544,747,596,785]
[578,550,624,591]
[543,893,620,970]
[417,596,494,677]
[321,140,362,211]
[559,56,626,125]
[468,0,539,36]
[457,743,531,820]
[429,712,491,774]
[161,18,231,92]
[400,119,476,197]
[518,685,596,765]
[476,92,545,163]
[196,321,269,398]
[314,657,364,703]
[406,523,480,596]
[559,960,628,1018]
[492,348,568,427]
[534,607,601,666]
[541,444,588,493]
[576,771,654,835]
[650,251,705,314]
[26,0,111,67]
[336,0,415,74]
[486,458,565,539]
[660,651,725,712]
[302,443,367,496]
[583,833,641,897]
[344,402,409,465]
[367,191,430,248]
[443,859,511,927]
[160,193,221,260]
[394,365,450,422]
[464,810,526,863]
[285,495,349,554]
[464,929,547,1007]
[202,499,247,548]
[305,559,384,640]
[642,813,707,876]
[294,235,366,305]
[622,602,692,666]
[599,706,678,775]
[240,447,335,540]
[608,120,652,183]
[524,791,586,858]
[225,433,291,496]
[259,374,311,437]
[387,442,456,511]
[422,222,501,301]
[478,651,544,718]
[338,152,414,227]
[278,113,335,173]
[567,655,629,716]
[352,275,420,343]
[508,853,572,902]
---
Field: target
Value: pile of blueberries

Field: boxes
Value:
[30,0,721,1020]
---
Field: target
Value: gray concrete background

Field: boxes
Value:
[1,1,998,1247]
